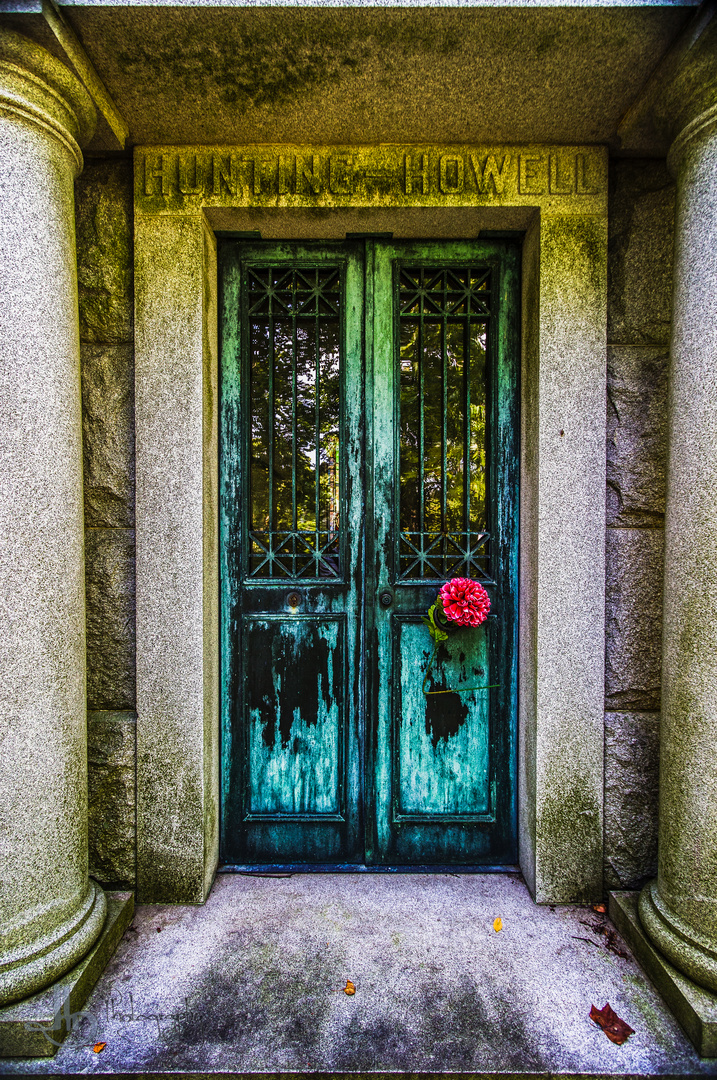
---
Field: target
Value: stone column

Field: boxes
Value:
[638,94,717,992]
[0,31,106,1005]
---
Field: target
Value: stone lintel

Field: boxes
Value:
[610,891,717,1059]
[134,144,606,217]
[0,892,134,1058]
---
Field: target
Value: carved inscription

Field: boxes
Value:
[141,149,602,203]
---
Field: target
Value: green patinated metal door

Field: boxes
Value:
[220,238,518,868]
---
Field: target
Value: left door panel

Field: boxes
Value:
[220,242,365,865]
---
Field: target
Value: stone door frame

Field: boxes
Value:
[132,144,608,904]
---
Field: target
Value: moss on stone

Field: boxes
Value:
[76,159,134,344]
[537,774,603,904]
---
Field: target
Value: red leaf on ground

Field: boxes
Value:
[92,1042,107,1053]
[590,1002,635,1045]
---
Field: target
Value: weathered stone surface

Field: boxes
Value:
[608,159,675,346]
[75,159,133,344]
[0,29,105,1009]
[642,107,717,996]
[607,346,668,527]
[85,529,136,710]
[87,712,136,887]
[135,214,220,904]
[611,892,717,1060]
[82,343,135,529]
[2,875,711,1075]
[604,711,659,890]
[71,7,692,151]
[605,527,664,711]
[0,893,134,1058]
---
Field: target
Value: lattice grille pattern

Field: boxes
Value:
[399,267,490,317]
[246,264,342,580]
[248,267,341,317]
[399,531,491,582]
[398,265,492,581]
[249,531,341,579]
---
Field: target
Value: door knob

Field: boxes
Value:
[379,590,393,608]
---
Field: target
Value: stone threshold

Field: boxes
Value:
[0,892,134,1059]
[1,875,716,1078]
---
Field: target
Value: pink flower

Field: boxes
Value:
[438,577,490,627]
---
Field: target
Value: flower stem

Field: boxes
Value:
[422,641,499,696]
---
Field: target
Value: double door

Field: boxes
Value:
[220,238,519,867]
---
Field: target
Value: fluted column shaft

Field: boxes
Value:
[639,101,717,992]
[0,30,105,1006]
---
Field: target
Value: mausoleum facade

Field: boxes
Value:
[2,0,717,1062]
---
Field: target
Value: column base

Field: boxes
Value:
[0,890,133,1057]
[0,880,107,1008]
[638,879,717,994]
[610,890,717,1058]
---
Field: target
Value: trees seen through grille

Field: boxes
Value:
[398,266,491,581]
[248,267,341,579]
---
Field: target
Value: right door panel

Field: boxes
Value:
[366,240,520,866]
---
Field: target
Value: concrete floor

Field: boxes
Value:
[3,872,717,1078]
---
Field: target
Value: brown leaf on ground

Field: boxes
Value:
[593,903,607,914]
[344,979,356,995]
[590,1003,635,1045]
[92,1042,107,1053]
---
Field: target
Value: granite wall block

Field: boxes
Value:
[604,711,659,890]
[82,343,135,529]
[88,711,136,887]
[607,346,668,528]
[605,526,664,712]
[75,159,134,345]
[608,159,675,346]
[77,160,137,885]
[85,528,136,711]
[605,158,674,893]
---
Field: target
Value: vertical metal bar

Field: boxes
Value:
[268,308,275,546]
[418,270,425,547]
[315,297,321,575]
[440,270,448,574]
[291,273,298,576]
[464,315,471,537]
[441,311,448,542]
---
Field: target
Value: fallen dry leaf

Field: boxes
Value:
[590,1002,634,1045]
[593,903,607,914]
[92,1042,107,1054]
[344,979,356,996]
[493,917,502,933]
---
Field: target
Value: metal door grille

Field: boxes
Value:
[397,266,492,582]
[246,266,342,579]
